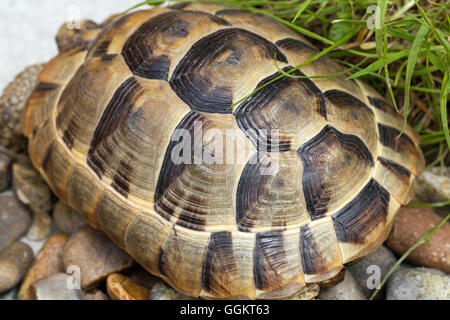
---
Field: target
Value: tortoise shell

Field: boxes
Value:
[22,3,425,299]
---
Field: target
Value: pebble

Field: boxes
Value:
[53,201,86,234]
[149,280,195,300]
[18,233,68,300]
[0,242,34,293]
[63,226,135,289]
[106,273,150,300]
[386,267,450,300]
[386,206,450,273]
[26,210,52,241]
[83,289,110,300]
[347,245,397,299]
[29,273,84,300]
[0,154,11,191]
[318,272,366,300]
[0,191,31,252]
[412,167,449,203]
[12,161,53,214]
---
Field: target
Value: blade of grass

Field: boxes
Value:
[291,0,312,23]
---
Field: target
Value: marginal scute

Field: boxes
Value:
[234,67,327,152]
[298,125,374,220]
[377,124,425,176]
[299,218,343,282]
[374,157,412,205]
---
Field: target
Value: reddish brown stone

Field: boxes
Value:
[386,207,450,273]
[18,233,69,300]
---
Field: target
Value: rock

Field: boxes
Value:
[53,201,86,234]
[63,226,135,289]
[412,167,449,204]
[129,267,158,290]
[0,154,12,191]
[287,284,320,300]
[150,280,195,300]
[0,64,45,153]
[12,161,53,214]
[83,289,110,300]
[386,267,450,300]
[26,210,52,241]
[29,273,84,300]
[106,273,150,300]
[386,207,450,273]
[0,191,31,251]
[347,245,397,299]
[318,272,366,300]
[18,233,68,300]
[0,242,34,293]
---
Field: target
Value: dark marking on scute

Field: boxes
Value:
[164,20,189,37]
[332,179,390,243]
[236,153,272,231]
[175,193,207,231]
[378,123,416,154]
[235,66,325,152]
[87,77,141,179]
[157,246,167,277]
[253,231,285,290]
[276,38,316,52]
[62,119,79,150]
[216,9,265,19]
[42,141,56,172]
[324,90,373,116]
[111,160,132,198]
[299,224,327,275]
[368,96,398,114]
[34,82,60,92]
[297,125,374,220]
[154,111,209,203]
[100,53,118,63]
[378,156,411,181]
[206,14,232,26]
[170,28,288,114]
[201,231,234,294]
[91,39,111,57]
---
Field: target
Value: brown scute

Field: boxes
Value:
[236,153,272,231]
[332,179,390,243]
[324,89,373,117]
[87,77,142,178]
[154,111,209,203]
[234,67,326,152]
[368,96,397,114]
[91,39,112,58]
[170,28,288,114]
[298,125,374,220]
[168,2,190,10]
[300,225,328,275]
[253,231,285,290]
[41,141,56,172]
[378,157,411,180]
[378,123,416,153]
[201,231,236,297]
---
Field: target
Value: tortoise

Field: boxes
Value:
[3,2,425,299]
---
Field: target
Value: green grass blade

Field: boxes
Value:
[291,0,312,23]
